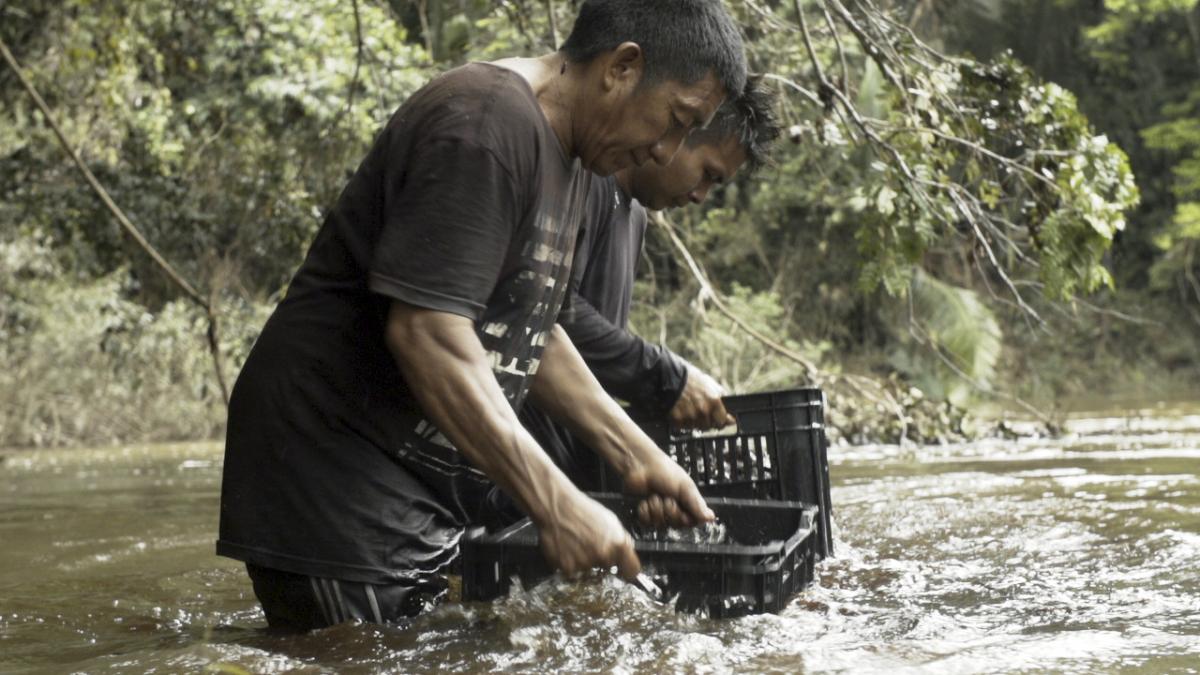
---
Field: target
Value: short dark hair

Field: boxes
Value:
[562,0,747,99]
[689,75,780,176]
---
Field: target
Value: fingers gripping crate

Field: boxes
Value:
[460,494,819,619]
[615,388,834,559]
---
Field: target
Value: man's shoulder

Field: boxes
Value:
[392,63,544,147]
[378,62,553,189]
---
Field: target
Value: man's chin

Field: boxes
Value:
[584,154,621,177]
[589,148,648,176]
[644,196,682,211]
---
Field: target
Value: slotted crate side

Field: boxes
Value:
[460,495,820,618]
[670,432,784,498]
[460,522,550,602]
[460,532,817,618]
[632,538,817,618]
[721,388,824,435]
[634,388,834,559]
[612,388,825,493]
[781,421,832,558]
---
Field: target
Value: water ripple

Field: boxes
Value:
[2,411,1198,674]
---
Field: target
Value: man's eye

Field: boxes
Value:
[672,115,686,130]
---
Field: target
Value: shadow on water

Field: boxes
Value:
[2,407,1199,673]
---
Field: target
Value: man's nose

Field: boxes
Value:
[688,185,710,204]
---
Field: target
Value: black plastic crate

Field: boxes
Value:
[460,494,819,619]
[613,388,834,558]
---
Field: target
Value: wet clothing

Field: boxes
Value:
[246,564,446,632]
[516,177,688,491]
[217,63,590,586]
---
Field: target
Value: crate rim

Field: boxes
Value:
[672,424,823,441]
[462,495,820,575]
[726,387,824,398]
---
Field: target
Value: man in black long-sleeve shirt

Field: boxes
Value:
[517,78,781,494]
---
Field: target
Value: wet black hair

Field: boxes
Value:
[561,0,748,99]
[688,75,780,176]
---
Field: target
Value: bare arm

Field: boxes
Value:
[384,301,639,578]
[529,323,714,526]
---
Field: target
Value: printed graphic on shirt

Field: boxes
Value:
[399,170,588,483]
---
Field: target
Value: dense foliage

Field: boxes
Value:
[1,0,1194,448]
[921,0,1200,404]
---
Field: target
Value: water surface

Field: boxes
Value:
[2,407,1198,673]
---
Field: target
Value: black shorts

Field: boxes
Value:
[245,564,448,632]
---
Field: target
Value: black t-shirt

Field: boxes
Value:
[516,176,687,488]
[217,63,588,584]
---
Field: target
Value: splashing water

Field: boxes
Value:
[634,520,732,545]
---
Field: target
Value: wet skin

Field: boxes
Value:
[578,65,728,176]
[494,46,728,177]
[552,43,728,177]
[623,133,747,210]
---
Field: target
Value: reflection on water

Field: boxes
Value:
[2,408,1199,674]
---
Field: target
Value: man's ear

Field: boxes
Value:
[601,42,645,94]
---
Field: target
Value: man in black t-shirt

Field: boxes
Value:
[517,79,781,501]
[217,0,747,631]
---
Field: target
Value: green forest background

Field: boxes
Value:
[2,0,1198,449]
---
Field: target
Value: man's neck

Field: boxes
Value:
[613,168,633,197]
[490,53,579,159]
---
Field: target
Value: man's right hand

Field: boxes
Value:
[537,492,641,580]
[623,450,714,528]
[670,364,735,431]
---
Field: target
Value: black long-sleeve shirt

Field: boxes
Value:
[516,175,688,488]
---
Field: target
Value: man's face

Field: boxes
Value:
[576,47,727,177]
[627,134,746,210]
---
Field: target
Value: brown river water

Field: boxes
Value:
[2,405,1199,673]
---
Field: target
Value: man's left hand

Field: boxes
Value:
[669,364,735,431]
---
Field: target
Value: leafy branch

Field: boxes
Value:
[652,211,914,442]
[757,0,1139,317]
[0,35,231,406]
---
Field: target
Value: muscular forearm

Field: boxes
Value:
[530,324,713,526]
[383,302,580,529]
[528,324,664,479]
